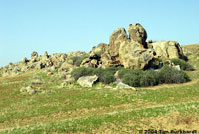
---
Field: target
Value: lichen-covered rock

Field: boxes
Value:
[91,43,108,54]
[21,57,29,63]
[151,41,184,59]
[58,62,75,73]
[119,40,154,69]
[77,75,98,87]
[67,51,87,58]
[128,23,147,45]
[31,51,38,58]
[109,28,128,57]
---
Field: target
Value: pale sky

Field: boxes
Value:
[0,0,199,66]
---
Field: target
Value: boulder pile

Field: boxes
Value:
[0,51,87,77]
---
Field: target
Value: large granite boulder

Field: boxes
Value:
[150,41,184,59]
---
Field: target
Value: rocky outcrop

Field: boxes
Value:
[0,51,85,77]
[100,23,155,69]
[0,23,186,77]
[150,41,184,59]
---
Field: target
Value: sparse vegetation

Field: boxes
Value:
[171,58,194,71]
[0,70,199,133]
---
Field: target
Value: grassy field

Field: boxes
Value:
[0,69,199,134]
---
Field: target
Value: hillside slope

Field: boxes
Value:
[0,70,199,133]
[182,44,199,69]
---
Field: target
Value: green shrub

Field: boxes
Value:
[99,71,116,84]
[71,67,94,80]
[117,68,131,78]
[121,70,143,87]
[119,66,190,87]
[139,70,159,86]
[171,58,194,71]
[70,55,89,66]
[92,67,118,84]
[158,66,190,84]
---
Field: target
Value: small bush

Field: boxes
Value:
[71,67,94,80]
[158,66,190,84]
[100,71,116,84]
[70,55,89,66]
[93,67,118,84]
[140,70,159,86]
[171,58,194,71]
[121,70,143,87]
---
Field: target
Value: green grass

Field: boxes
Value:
[1,70,199,133]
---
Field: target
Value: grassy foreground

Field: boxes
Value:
[0,70,199,134]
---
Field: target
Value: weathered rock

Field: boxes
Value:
[44,51,49,57]
[58,62,75,72]
[77,75,98,87]
[21,66,28,72]
[109,28,128,57]
[91,43,108,54]
[90,59,98,66]
[80,58,91,67]
[50,53,67,67]
[64,75,75,85]
[21,57,29,63]
[128,23,147,45]
[12,67,20,75]
[119,40,155,69]
[151,41,184,59]
[47,72,53,76]
[116,81,136,90]
[67,51,87,58]
[20,85,37,95]
[35,62,45,70]
[31,51,38,59]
